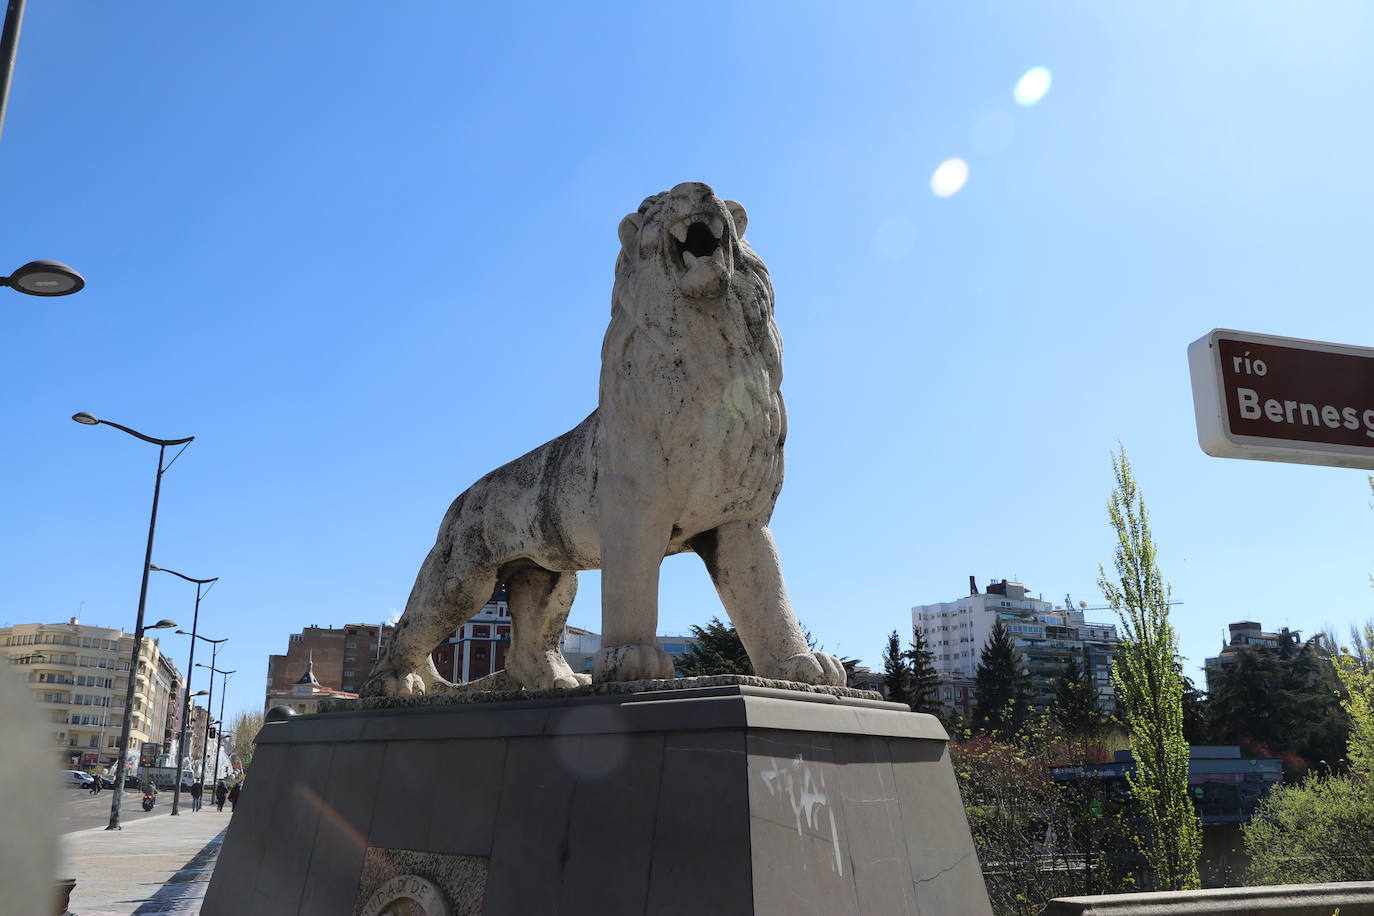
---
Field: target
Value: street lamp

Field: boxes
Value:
[179,629,225,809]
[196,660,233,796]
[1,259,84,296]
[73,411,194,831]
[151,566,218,816]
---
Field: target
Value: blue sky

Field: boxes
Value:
[4,2,1374,720]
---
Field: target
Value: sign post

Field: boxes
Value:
[1189,328,1374,469]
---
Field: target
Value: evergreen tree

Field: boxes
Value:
[906,626,942,715]
[1053,655,1101,737]
[676,617,753,677]
[1097,447,1201,890]
[973,620,1031,739]
[1207,631,1347,774]
[1179,670,1210,746]
[883,630,914,706]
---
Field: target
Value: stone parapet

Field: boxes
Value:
[1042,882,1374,915]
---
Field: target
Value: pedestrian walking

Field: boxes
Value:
[214,780,227,812]
[228,782,240,812]
[190,781,203,811]
[89,776,101,795]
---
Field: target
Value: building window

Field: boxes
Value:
[344,656,356,663]
[290,634,302,643]
[475,648,487,659]
[346,642,357,649]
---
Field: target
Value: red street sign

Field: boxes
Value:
[1189,329,1374,469]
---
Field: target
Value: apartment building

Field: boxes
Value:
[1,618,183,770]
[913,577,1121,716]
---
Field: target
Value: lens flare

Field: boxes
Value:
[1014,66,1052,106]
[930,158,969,198]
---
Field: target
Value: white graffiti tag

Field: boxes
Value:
[759,755,844,876]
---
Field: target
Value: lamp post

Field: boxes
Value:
[151,566,218,816]
[196,667,236,791]
[194,643,226,799]
[0,0,26,142]
[73,411,194,831]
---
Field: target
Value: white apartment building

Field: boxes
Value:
[913,577,1054,677]
[2,618,183,770]
[913,577,1121,714]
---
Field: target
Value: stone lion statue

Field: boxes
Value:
[362,182,845,695]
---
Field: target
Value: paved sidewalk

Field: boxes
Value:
[59,810,230,915]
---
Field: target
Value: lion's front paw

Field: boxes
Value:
[772,651,847,687]
[359,667,427,697]
[592,644,675,683]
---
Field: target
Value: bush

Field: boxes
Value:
[1243,774,1374,884]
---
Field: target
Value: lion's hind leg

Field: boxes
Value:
[691,521,846,687]
[504,564,588,689]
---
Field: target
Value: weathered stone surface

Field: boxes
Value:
[1041,882,1374,914]
[202,688,989,915]
[362,182,844,696]
[328,673,878,713]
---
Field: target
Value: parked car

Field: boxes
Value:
[62,770,93,788]
[96,774,117,789]
[122,774,142,790]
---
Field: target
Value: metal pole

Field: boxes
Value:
[169,583,201,816]
[213,671,230,783]
[106,444,165,831]
[198,642,218,803]
[0,0,26,143]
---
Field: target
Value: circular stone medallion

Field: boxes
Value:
[359,874,450,916]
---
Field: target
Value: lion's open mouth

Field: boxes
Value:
[669,215,726,272]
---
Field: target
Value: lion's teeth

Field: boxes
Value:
[683,251,699,267]
[708,216,724,239]
[671,222,689,244]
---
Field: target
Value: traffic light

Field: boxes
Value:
[139,755,149,768]
[207,727,216,739]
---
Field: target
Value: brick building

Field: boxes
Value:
[265,622,393,699]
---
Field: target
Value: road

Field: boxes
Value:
[57,786,226,833]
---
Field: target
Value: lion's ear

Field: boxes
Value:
[618,213,642,251]
[725,200,748,239]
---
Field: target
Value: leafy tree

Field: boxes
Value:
[1244,775,1374,884]
[954,726,1138,912]
[973,620,1031,740]
[1097,447,1201,891]
[883,630,914,707]
[676,617,753,676]
[1244,625,1374,885]
[906,626,942,715]
[1207,631,1347,777]
[1053,656,1101,738]
[228,708,265,775]
[1335,625,1374,778]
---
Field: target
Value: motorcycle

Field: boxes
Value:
[141,788,156,811]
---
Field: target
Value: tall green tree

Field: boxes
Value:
[1097,447,1201,891]
[906,626,942,715]
[1053,655,1101,738]
[883,630,914,706]
[973,620,1031,739]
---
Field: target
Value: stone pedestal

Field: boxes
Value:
[202,679,991,915]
